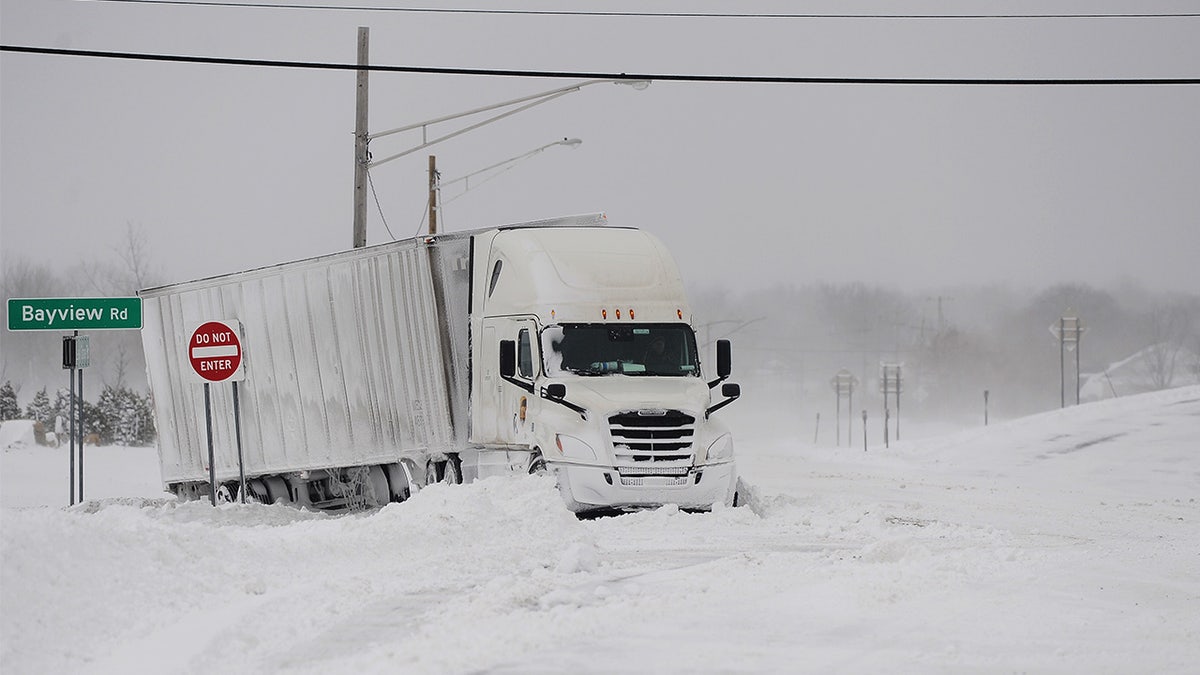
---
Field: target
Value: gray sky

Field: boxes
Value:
[2,0,1198,294]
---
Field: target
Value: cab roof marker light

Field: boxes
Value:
[629,308,635,320]
[551,309,556,320]
[602,309,607,319]
[677,309,683,319]
[615,309,621,319]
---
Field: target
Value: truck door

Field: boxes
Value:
[479,317,539,447]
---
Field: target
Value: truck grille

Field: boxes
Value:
[609,410,695,463]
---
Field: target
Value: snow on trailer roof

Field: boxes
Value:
[137,212,611,297]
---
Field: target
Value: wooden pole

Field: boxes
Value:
[352,27,370,248]
[428,154,438,234]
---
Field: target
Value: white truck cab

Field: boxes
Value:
[466,225,741,512]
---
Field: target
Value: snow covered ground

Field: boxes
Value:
[2,386,1198,674]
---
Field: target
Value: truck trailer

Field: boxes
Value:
[139,214,742,513]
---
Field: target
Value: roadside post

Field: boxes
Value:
[984,389,990,426]
[861,410,868,452]
[880,362,903,441]
[1050,312,1085,408]
[187,320,247,505]
[8,297,141,506]
[830,370,857,447]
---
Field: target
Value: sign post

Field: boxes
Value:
[61,332,92,505]
[879,362,903,442]
[10,297,140,506]
[188,320,247,505]
[1050,312,1085,408]
[830,370,858,448]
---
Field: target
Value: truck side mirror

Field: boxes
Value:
[499,340,516,378]
[706,380,742,418]
[546,383,566,400]
[716,340,732,379]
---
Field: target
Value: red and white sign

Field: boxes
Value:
[189,320,245,383]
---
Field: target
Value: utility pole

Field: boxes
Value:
[352,27,370,249]
[428,155,439,235]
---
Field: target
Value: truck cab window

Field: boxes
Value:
[544,323,698,377]
[488,260,503,297]
[518,328,534,378]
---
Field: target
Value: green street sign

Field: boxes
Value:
[7,297,143,331]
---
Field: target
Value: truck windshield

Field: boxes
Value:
[542,323,700,377]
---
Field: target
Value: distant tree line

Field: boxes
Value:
[0,380,157,446]
[691,281,1200,423]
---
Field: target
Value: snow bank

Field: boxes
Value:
[2,387,1199,673]
[0,420,36,451]
[0,475,588,674]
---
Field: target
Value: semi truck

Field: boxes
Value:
[139,214,742,513]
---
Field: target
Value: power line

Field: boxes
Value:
[86,1,1200,20]
[4,45,1199,85]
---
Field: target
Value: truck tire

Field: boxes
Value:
[425,460,443,486]
[528,453,548,476]
[443,455,462,485]
[265,476,291,504]
[425,458,462,486]
[368,465,390,506]
[383,462,412,501]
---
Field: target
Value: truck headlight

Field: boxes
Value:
[706,434,734,463]
[556,434,596,461]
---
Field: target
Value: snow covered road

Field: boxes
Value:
[3,387,1198,673]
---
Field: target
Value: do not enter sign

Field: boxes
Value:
[189,320,245,382]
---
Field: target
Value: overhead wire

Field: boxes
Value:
[365,169,398,241]
[3,46,1198,85]
[83,1,1200,20]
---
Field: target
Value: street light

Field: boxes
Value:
[367,80,646,170]
[429,138,583,231]
[439,137,583,204]
[352,61,649,245]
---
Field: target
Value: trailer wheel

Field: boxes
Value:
[265,476,291,504]
[424,460,443,486]
[245,479,269,504]
[443,456,462,485]
[383,462,413,501]
[215,484,234,504]
[367,466,390,506]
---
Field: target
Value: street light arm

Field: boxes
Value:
[367,90,576,169]
[440,138,581,190]
[364,77,590,138]
[366,78,647,169]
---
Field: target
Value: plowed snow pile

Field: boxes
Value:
[3,386,1198,673]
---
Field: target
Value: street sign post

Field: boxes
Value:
[830,369,857,447]
[8,296,141,507]
[188,320,248,505]
[7,297,141,331]
[879,362,904,442]
[1050,312,1085,407]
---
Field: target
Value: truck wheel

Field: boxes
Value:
[425,460,443,486]
[246,479,268,504]
[384,463,412,501]
[443,456,462,485]
[265,476,291,504]
[528,454,548,476]
[368,466,390,506]
[215,484,234,504]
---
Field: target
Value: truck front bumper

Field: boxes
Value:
[551,461,737,513]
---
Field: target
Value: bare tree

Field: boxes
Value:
[1138,303,1187,390]
[115,222,155,292]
